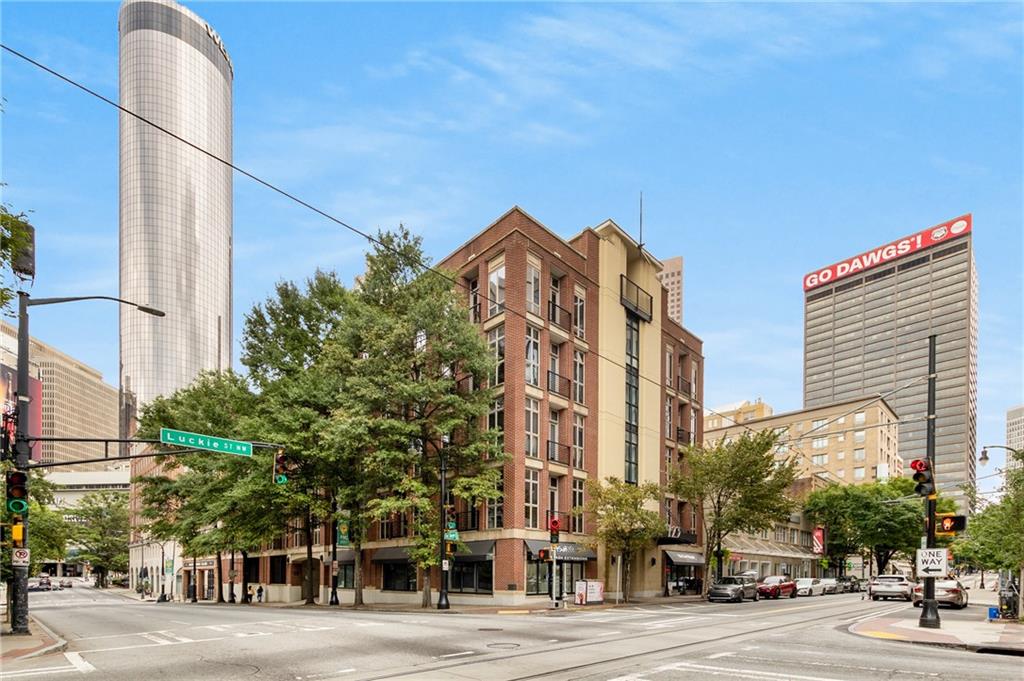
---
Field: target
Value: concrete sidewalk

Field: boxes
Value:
[850,610,1024,656]
[0,617,67,661]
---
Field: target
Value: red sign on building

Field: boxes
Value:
[812,527,826,555]
[803,214,972,291]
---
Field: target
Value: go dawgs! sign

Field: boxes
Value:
[804,214,972,291]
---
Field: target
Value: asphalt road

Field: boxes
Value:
[2,584,1019,680]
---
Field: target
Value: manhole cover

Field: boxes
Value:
[487,642,520,650]
[478,628,503,631]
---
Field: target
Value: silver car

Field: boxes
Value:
[912,579,969,609]
[869,574,914,601]
[708,576,759,602]
[819,578,839,594]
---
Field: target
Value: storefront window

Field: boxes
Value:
[338,564,354,589]
[449,562,493,594]
[382,563,417,591]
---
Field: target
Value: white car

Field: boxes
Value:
[819,578,839,594]
[868,574,914,601]
[795,578,825,596]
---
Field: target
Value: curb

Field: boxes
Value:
[845,622,1024,658]
[16,616,68,660]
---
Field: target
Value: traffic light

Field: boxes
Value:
[549,516,560,543]
[537,548,550,561]
[273,450,289,485]
[936,514,966,535]
[444,541,456,557]
[910,459,934,497]
[5,471,28,514]
[11,521,24,547]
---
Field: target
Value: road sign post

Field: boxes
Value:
[159,428,253,457]
[12,547,29,567]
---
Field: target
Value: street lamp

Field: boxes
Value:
[980,444,1022,467]
[8,291,163,634]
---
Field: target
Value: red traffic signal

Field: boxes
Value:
[911,459,935,496]
[549,517,560,533]
[538,549,550,561]
[910,459,929,472]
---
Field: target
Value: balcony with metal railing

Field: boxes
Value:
[676,428,693,445]
[678,376,693,399]
[620,274,652,322]
[547,440,571,465]
[547,370,571,399]
[469,302,481,324]
[548,300,573,331]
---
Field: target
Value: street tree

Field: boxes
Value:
[578,477,665,603]
[0,191,34,311]
[27,501,70,575]
[326,228,502,608]
[667,430,798,589]
[242,271,349,604]
[803,484,863,576]
[72,491,130,588]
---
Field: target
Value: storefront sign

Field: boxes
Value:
[803,215,971,291]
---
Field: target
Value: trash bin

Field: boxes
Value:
[988,606,1000,620]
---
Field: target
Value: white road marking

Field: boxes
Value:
[843,604,907,623]
[234,631,272,637]
[595,630,622,636]
[648,616,703,628]
[298,670,356,680]
[0,666,77,679]
[656,662,842,681]
[439,651,474,658]
[157,630,193,643]
[170,620,191,625]
[546,638,559,642]
[202,624,231,632]
[139,633,172,645]
[79,636,228,654]
[707,652,736,659]
[63,652,95,674]
[732,655,940,677]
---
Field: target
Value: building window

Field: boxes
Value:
[450,561,493,594]
[690,410,696,439]
[526,263,541,316]
[525,326,540,386]
[468,278,480,322]
[489,397,504,448]
[812,419,826,429]
[573,294,585,338]
[526,559,550,596]
[382,563,417,591]
[854,448,865,461]
[549,476,560,522]
[571,479,584,533]
[665,397,673,433]
[665,349,673,386]
[853,466,865,480]
[837,450,845,460]
[525,469,539,529]
[775,525,787,542]
[837,469,846,477]
[790,529,799,544]
[525,397,540,458]
[337,563,355,589]
[572,414,585,468]
[548,409,561,456]
[690,503,698,530]
[488,265,505,317]
[812,437,828,450]
[625,314,640,484]
[573,350,585,403]
[269,555,288,584]
[854,430,865,443]
[487,479,504,529]
[549,275,561,308]
[812,453,828,465]
[854,411,866,425]
[488,325,505,386]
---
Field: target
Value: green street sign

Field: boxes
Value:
[160,428,253,457]
[444,529,459,541]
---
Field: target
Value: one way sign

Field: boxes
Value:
[916,548,948,578]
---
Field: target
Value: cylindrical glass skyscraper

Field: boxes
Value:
[119,0,233,413]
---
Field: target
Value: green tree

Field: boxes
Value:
[0,191,34,311]
[327,228,502,608]
[242,271,349,605]
[578,478,665,603]
[27,501,69,574]
[667,430,798,590]
[803,484,862,575]
[72,492,130,588]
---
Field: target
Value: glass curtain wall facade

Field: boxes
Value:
[119,0,233,411]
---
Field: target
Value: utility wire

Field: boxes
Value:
[0,43,956,490]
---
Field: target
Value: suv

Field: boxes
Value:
[757,575,798,599]
[708,575,759,602]
[869,574,914,601]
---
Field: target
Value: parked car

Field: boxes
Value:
[820,578,839,594]
[795,578,825,596]
[837,576,862,593]
[912,579,969,609]
[59,578,73,588]
[38,576,52,591]
[869,574,915,601]
[708,575,760,602]
[757,575,798,599]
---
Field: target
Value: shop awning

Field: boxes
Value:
[453,540,494,563]
[525,540,596,562]
[371,546,410,563]
[336,549,356,565]
[665,550,704,566]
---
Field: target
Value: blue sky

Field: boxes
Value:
[1,2,1021,486]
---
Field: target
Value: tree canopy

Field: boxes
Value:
[72,491,129,588]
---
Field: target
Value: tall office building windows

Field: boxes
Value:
[488,264,505,317]
[525,397,540,458]
[526,263,541,316]
[625,313,640,484]
[525,469,539,529]
[525,326,540,386]
[488,325,505,385]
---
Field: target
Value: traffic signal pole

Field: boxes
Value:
[10,292,32,634]
[919,334,940,629]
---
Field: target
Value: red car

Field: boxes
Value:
[757,575,798,599]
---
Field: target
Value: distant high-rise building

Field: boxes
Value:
[656,256,683,325]
[803,215,977,512]
[1005,405,1024,486]
[119,0,233,591]
[1,322,119,471]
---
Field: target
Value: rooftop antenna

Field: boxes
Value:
[638,191,644,251]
